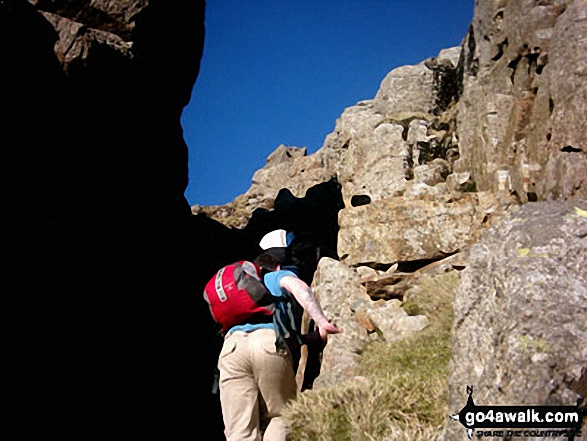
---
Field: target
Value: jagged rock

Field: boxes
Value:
[355,265,380,283]
[192,194,267,229]
[438,46,463,68]
[338,192,512,266]
[266,144,307,166]
[37,9,133,72]
[375,46,461,116]
[308,258,373,389]
[194,148,333,228]
[366,299,429,342]
[195,47,463,226]
[361,253,467,302]
[301,258,429,390]
[413,158,451,186]
[29,1,156,74]
[454,0,587,201]
[249,152,332,200]
[29,0,148,39]
[10,0,587,439]
[444,201,587,441]
[319,46,460,204]
[363,274,408,301]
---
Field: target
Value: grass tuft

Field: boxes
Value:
[283,272,459,441]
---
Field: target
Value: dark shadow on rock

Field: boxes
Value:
[242,178,345,387]
[3,2,345,438]
[1,1,232,439]
[245,177,345,284]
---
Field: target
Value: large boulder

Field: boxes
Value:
[375,46,461,115]
[338,192,513,266]
[306,258,373,389]
[444,201,587,440]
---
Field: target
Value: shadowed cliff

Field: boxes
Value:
[2,3,345,439]
[1,1,230,439]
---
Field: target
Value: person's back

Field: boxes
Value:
[215,232,341,440]
[217,257,297,440]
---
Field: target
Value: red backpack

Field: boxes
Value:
[203,261,275,334]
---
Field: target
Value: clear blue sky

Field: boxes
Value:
[181,0,474,207]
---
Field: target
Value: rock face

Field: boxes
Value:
[444,201,587,441]
[306,258,373,389]
[198,1,587,267]
[2,2,242,440]
[190,1,587,436]
[198,43,518,267]
[193,47,465,230]
[8,0,587,438]
[454,0,587,201]
[338,192,510,266]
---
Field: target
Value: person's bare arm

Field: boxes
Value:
[279,275,340,339]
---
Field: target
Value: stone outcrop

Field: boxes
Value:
[454,0,587,201]
[295,253,465,392]
[193,0,587,436]
[192,47,465,230]
[196,43,518,267]
[300,258,430,390]
[338,192,511,266]
[197,0,587,268]
[303,258,373,389]
[192,2,586,409]
[192,147,333,228]
[443,201,587,441]
[30,2,134,72]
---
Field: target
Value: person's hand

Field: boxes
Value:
[317,320,341,341]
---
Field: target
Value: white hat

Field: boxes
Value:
[259,229,288,250]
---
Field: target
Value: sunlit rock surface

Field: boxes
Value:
[444,201,587,441]
[338,192,512,266]
[301,258,429,390]
[454,0,587,201]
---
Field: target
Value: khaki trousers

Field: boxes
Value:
[218,328,297,441]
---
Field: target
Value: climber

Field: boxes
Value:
[216,230,341,441]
